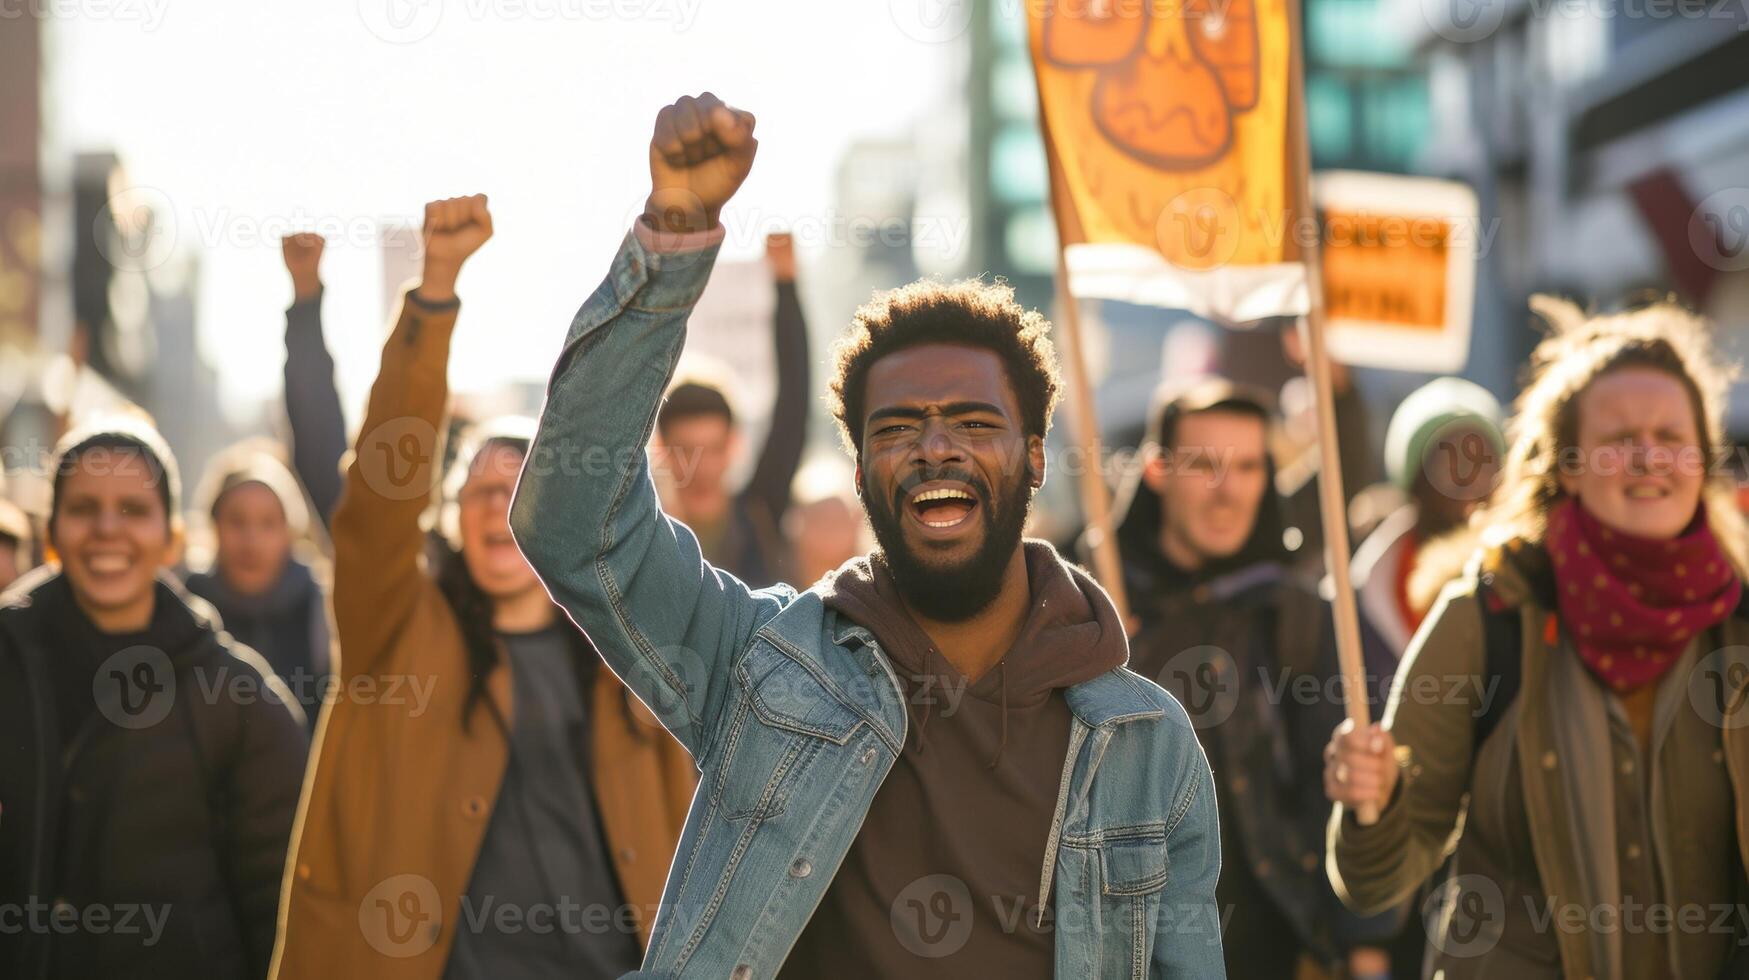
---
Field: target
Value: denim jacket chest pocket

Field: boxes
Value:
[712,639,869,822]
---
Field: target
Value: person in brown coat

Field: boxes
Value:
[1324,297,1749,979]
[269,195,695,980]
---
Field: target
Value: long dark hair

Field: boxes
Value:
[438,429,644,738]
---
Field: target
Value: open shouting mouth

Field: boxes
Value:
[905,481,982,539]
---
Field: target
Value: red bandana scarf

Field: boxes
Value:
[1545,497,1741,692]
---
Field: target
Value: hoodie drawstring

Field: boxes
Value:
[912,647,937,755]
[986,660,1009,770]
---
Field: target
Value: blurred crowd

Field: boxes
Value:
[3,176,1749,980]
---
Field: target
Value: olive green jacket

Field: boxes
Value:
[1329,540,1749,980]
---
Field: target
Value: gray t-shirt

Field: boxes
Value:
[444,625,642,978]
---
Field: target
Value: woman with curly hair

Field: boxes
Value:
[1324,297,1749,979]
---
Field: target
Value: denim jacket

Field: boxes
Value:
[508,227,1226,979]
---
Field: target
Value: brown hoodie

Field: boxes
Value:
[780,540,1128,978]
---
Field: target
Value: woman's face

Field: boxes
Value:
[52,450,178,631]
[213,482,292,597]
[1559,367,1706,540]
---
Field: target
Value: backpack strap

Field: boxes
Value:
[1471,579,1523,757]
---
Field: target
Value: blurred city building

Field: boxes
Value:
[1404,8,1749,427]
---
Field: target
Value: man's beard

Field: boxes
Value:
[863,464,1032,622]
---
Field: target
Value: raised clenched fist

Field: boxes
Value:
[281,232,325,303]
[765,231,795,283]
[645,93,757,237]
[419,194,493,302]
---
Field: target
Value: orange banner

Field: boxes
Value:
[1030,0,1306,323]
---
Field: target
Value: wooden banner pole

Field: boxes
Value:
[1052,248,1131,625]
[1287,0,1378,824]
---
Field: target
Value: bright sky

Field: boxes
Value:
[48,0,956,424]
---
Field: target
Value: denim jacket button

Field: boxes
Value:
[731,965,752,980]
[790,858,812,878]
[860,746,876,765]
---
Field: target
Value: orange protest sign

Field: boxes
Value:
[1314,171,1479,372]
[1029,0,1306,323]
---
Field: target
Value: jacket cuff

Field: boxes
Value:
[606,225,721,314]
[286,288,323,328]
[633,217,727,254]
[1331,786,1411,889]
[406,289,461,313]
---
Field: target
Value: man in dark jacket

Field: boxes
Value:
[1115,378,1397,978]
[278,232,347,529]
[0,419,308,980]
[652,230,808,588]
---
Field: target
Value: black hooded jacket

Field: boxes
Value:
[0,567,309,980]
[1110,379,1397,966]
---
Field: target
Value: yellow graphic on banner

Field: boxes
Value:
[1030,0,1293,273]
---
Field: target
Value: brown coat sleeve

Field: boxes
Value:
[1328,580,1488,914]
[329,292,459,681]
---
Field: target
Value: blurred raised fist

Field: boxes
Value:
[765,231,796,283]
[419,194,494,302]
[645,92,757,236]
[281,232,325,303]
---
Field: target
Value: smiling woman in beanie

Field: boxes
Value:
[0,413,309,980]
[1325,298,1749,979]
